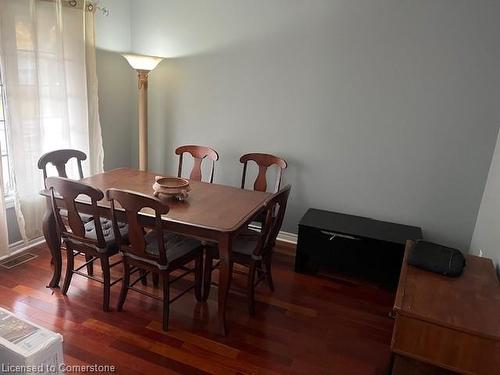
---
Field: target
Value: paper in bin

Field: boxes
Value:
[0,307,63,374]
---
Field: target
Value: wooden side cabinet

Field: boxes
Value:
[391,241,500,375]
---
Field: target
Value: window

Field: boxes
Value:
[0,68,13,196]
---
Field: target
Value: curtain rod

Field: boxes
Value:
[39,0,109,16]
[68,0,109,15]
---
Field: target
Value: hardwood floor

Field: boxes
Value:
[0,243,395,374]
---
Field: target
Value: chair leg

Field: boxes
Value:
[117,260,130,312]
[263,255,275,292]
[161,272,170,331]
[202,252,214,301]
[194,254,203,302]
[152,272,159,287]
[85,255,94,276]
[247,261,257,316]
[62,246,74,295]
[100,256,111,312]
[140,269,148,286]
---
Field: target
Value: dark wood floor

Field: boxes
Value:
[0,243,395,375]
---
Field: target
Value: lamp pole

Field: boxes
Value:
[138,70,149,171]
[122,54,163,171]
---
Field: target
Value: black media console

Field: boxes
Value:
[295,209,423,289]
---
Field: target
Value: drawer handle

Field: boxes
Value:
[320,230,360,241]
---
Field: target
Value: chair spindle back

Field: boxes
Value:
[240,153,287,193]
[251,185,291,258]
[38,149,87,186]
[45,176,107,249]
[106,189,170,266]
[175,145,219,183]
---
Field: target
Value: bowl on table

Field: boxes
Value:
[153,176,191,201]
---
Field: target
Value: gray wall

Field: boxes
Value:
[96,48,137,170]
[471,132,500,273]
[96,0,500,249]
[95,0,131,53]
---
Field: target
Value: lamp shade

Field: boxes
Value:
[122,54,163,71]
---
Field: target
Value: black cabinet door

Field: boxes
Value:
[295,225,404,288]
[296,226,365,274]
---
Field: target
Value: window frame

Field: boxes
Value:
[0,66,15,206]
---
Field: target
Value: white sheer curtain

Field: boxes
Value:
[0,160,8,257]
[0,0,104,241]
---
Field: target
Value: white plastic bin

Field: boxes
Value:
[0,307,63,374]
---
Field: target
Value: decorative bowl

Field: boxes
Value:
[153,176,190,201]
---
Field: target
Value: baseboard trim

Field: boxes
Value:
[1,237,45,262]
[277,230,297,245]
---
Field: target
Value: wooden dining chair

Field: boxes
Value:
[203,185,291,315]
[175,145,219,183]
[45,177,127,311]
[38,149,95,274]
[240,153,287,193]
[106,188,205,331]
[38,149,87,183]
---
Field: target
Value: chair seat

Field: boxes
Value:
[84,218,128,250]
[59,208,93,223]
[206,228,260,259]
[144,230,202,264]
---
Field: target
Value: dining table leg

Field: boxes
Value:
[217,233,233,336]
[42,198,61,288]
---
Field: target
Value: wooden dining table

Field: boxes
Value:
[40,168,271,335]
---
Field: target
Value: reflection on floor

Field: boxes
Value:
[0,243,394,374]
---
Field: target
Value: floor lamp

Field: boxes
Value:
[122,54,163,171]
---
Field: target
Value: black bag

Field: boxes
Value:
[408,240,466,277]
